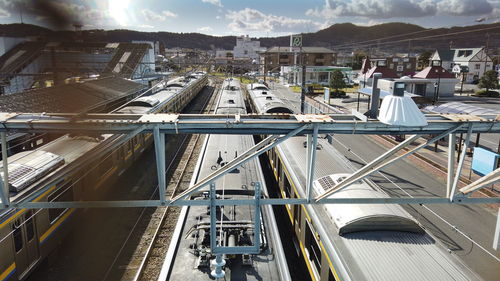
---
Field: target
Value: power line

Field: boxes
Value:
[332,24,500,51]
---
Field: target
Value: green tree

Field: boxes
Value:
[418,50,433,68]
[351,51,367,70]
[330,70,346,93]
[478,70,499,92]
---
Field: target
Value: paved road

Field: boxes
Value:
[271,82,500,280]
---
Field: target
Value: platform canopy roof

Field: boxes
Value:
[424,102,500,115]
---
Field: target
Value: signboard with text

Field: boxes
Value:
[290,34,302,53]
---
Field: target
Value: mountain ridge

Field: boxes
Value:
[0,22,498,53]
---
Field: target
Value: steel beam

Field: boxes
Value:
[460,167,500,195]
[306,124,319,202]
[0,132,8,206]
[14,196,499,209]
[447,133,456,197]
[450,124,473,201]
[494,208,500,251]
[171,125,307,203]
[316,134,421,201]
[153,126,167,204]
[1,113,499,136]
[316,125,461,201]
[11,125,146,209]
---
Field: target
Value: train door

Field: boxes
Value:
[12,210,39,278]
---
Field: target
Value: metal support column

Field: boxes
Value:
[0,132,9,206]
[494,208,500,251]
[447,133,456,197]
[306,124,319,202]
[209,183,225,279]
[253,182,262,251]
[153,126,166,204]
[210,182,218,251]
[450,124,473,201]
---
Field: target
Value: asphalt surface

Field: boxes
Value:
[271,82,500,281]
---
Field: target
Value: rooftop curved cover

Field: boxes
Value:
[248,87,294,114]
[314,174,423,235]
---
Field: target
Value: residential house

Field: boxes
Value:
[430,47,493,83]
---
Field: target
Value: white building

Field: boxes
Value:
[233,35,265,60]
[431,47,493,83]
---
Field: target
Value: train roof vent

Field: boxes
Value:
[228,99,235,104]
[0,151,65,193]
[317,175,336,190]
[262,91,267,95]
[265,96,273,100]
[314,174,423,235]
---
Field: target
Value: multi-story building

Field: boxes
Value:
[370,55,417,77]
[259,46,337,74]
[430,47,493,83]
[233,35,265,61]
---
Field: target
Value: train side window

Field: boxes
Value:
[25,211,35,241]
[328,269,337,281]
[305,223,322,273]
[12,222,23,252]
[283,175,291,198]
[48,182,73,223]
[294,204,301,227]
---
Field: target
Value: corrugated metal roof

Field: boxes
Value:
[423,102,500,115]
[344,231,477,281]
[278,137,482,281]
[0,77,145,113]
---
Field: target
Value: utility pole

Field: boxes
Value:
[482,33,490,79]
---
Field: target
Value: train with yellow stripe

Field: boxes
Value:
[246,83,482,281]
[0,72,207,281]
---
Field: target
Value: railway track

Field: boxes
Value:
[105,77,222,281]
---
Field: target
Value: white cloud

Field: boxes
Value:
[0,7,10,17]
[226,8,323,34]
[202,0,223,7]
[437,0,492,16]
[142,9,178,21]
[198,26,213,32]
[306,0,495,20]
[306,0,436,19]
[162,10,178,18]
[216,15,221,20]
[138,24,155,29]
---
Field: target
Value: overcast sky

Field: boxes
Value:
[0,0,499,37]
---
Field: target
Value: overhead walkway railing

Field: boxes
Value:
[0,111,499,211]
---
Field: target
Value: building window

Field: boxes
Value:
[397,65,403,72]
[406,63,412,69]
[475,64,481,70]
[390,63,394,69]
